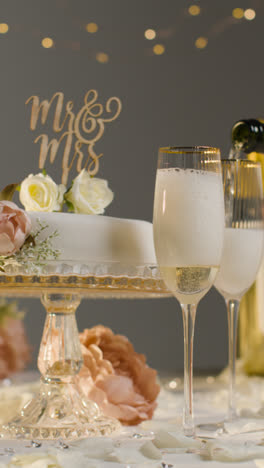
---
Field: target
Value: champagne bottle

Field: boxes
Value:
[231,119,264,155]
[231,119,264,375]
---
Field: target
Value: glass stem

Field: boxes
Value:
[226,298,240,421]
[181,303,197,437]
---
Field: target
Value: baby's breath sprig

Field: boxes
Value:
[0,220,61,274]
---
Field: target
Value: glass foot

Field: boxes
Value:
[0,378,121,440]
[197,421,224,436]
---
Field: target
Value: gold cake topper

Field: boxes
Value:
[26,90,122,185]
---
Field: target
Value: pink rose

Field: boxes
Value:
[77,326,160,426]
[0,201,31,256]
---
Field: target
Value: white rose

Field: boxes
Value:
[65,169,114,214]
[19,173,66,212]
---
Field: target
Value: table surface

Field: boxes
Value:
[1,371,264,467]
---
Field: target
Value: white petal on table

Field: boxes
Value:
[62,437,161,464]
[205,439,264,462]
[62,438,116,461]
[152,429,202,450]
[139,441,162,460]
[56,451,97,468]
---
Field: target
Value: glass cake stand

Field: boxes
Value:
[0,260,170,441]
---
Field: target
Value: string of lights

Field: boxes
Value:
[0,5,259,62]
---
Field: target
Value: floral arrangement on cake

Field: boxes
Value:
[0,200,59,272]
[77,325,160,425]
[0,169,113,271]
[0,299,30,379]
[19,169,113,215]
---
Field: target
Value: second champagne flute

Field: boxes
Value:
[153,147,225,436]
[215,159,264,423]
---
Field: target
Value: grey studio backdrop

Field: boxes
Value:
[0,0,263,373]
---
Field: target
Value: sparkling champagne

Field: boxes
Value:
[161,265,219,304]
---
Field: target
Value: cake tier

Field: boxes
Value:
[28,212,157,265]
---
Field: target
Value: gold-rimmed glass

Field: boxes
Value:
[153,146,225,436]
[215,159,264,422]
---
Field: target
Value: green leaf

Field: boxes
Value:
[65,199,74,212]
[42,169,47,176]
[0,184,19,201]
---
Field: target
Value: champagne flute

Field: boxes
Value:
[153,147,225,436]
[215,159,264,422]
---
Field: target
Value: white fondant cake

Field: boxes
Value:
[28,212,157,265]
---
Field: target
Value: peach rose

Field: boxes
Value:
[0,317,31,379]
[77,326,160,425]
[0,201,31,256]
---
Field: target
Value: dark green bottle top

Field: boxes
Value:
[232,119,264,154]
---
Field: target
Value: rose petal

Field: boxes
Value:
[15,211,32,235]
[99,375,134,404]
[0,219,15,238]
[14,227,27,250]
[0,232,16,255]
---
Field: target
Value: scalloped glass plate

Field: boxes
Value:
[0,260,171,298]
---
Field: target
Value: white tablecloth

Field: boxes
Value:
[1,371,264,467]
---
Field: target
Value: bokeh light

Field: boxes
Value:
[144,29,156,40]
[0,23,9,34]
[41,37,54,48]
[86,23,98,33]
[96,52,109,63]
[195,37,208,49]
[244,9,256,20]
[153,44,165,55]
[188,5,201,16]
[232,8,244,19]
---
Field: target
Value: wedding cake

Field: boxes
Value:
[29,212,157,265]
[13,170,157,267]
